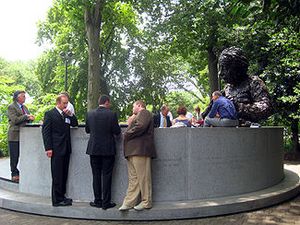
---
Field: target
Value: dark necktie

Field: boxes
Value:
[21,105,26,114]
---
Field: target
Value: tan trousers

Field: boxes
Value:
[122,156,152,208]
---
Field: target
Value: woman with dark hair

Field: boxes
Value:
[171,106,191,127]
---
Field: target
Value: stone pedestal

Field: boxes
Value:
[19,126,284,203]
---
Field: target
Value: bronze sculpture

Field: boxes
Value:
[202,47,273,124]
[219,47,273,123]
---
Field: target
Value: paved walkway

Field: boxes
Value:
[0,158,299,224]
[0,194,299,225]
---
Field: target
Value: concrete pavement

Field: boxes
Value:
[0,194,299,225]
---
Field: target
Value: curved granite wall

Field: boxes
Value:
[19,126,284,202]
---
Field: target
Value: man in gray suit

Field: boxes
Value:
[7,90,35,182]
[119,100,156,211]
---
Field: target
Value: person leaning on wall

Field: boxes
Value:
[85,94,121,210]
[119,100,156,211]
[7,90,35,183]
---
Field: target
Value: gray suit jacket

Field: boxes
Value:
[7,102,29,142]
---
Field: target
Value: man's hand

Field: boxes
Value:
[27,115,35,121]
[127,115,136,126]
[63,108,73,116]
[46,150,53,158]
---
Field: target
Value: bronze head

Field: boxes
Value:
[218,47,249,85]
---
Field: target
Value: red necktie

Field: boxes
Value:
[21,105,26,114]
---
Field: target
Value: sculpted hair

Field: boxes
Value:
[98,95,110,105]
[134,100,146,108]
[219,47,249,69]
[219,47,249,84]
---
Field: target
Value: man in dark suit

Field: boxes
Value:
[119,100,156,211]
[85,95,121,210]
[42,94,78,207]
[7,90,35,183]
[153,105,172,128]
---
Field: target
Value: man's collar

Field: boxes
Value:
[99,104,107,108]
[55,106,63,114]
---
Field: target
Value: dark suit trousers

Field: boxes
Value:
[9,141,19,177]
[51,153,70,204]
[90,155,115,206]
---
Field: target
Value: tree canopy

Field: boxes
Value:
[0,0,299,156]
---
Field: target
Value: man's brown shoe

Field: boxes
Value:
[11,176,19,183]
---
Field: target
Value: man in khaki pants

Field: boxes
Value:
[119,100,156,211]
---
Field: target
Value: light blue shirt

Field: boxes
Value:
[208,96,237,119]
[16,102,22,109]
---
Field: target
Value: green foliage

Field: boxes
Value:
[261,22,300,121]
[27,94,57,123]
[264,114,300,152]
[1,0,299,155]
[261,0,300,30]
[0,58,55,156]
[36,0,187,121]
[0,74,25,156]
[0,59,41,97]
[165,91,210,118]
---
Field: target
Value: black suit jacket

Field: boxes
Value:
[42,108,78,156]
[153,113,171,128]
[85,106,121,156]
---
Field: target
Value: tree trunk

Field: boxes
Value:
[207,47,219,94]
[291,118,299,152]
[207,18,219,94]
[86,28,101,111]
[100,67,109,96]
[84,0,106,111]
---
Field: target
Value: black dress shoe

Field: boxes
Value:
[53,200,72,207]
[102,202,116,210]
[64,197,73,204]
[11,175,20,183]
[90,201,102,208]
